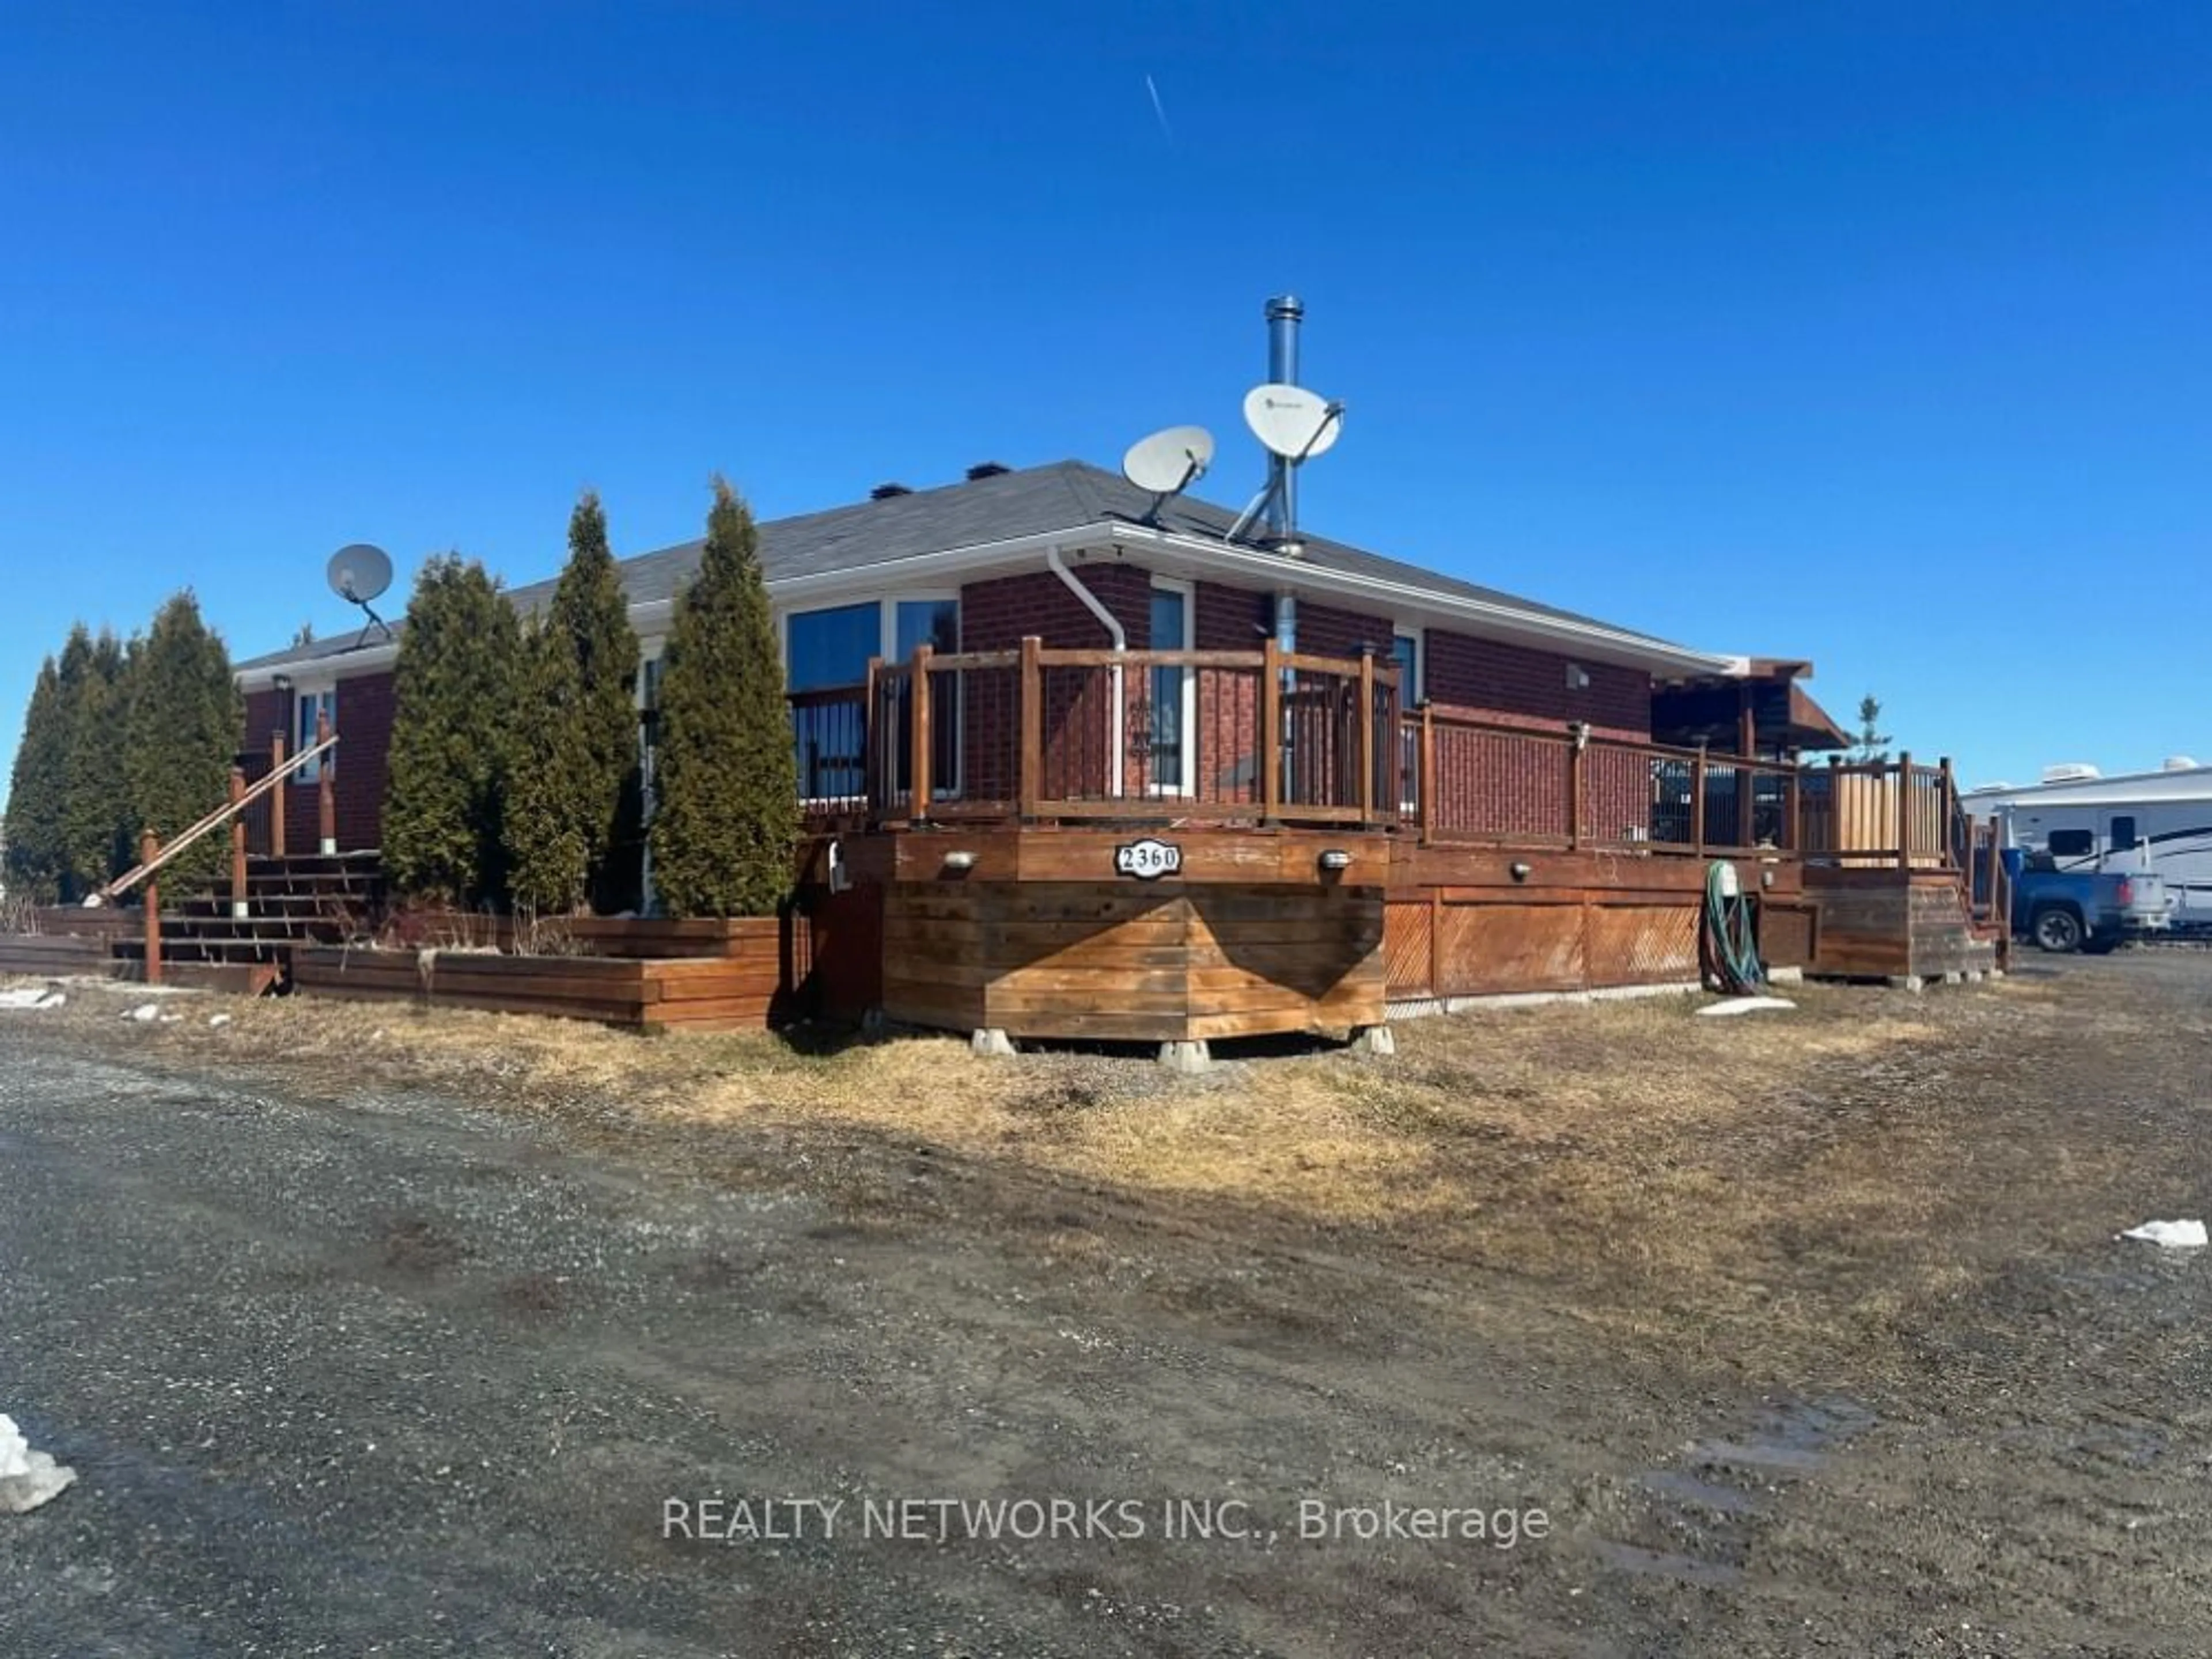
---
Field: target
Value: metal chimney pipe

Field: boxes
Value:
[1264,294,1304,541]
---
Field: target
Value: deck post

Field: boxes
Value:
[229,764,249,919]
[863,656,883,822]
[1691,744,1707,857]
[1786,764,1802,855]
[1566,724,1584,850]
[1418,702,1435,845]
[1938,755,1957,868]
[1357,650,1376,825]
[1260,637,1282,824]
[1895,749,1914,869]
[141,828,162,987]
[1017,636,1043,821]
[316,708,337,855]
[909,644,933,822]
[268,731,288,858]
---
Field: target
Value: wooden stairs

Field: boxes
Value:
[108,851,388,994]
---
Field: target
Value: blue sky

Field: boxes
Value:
[2,2,2205,793]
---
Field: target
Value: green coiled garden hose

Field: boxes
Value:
[1702,861,1766,995]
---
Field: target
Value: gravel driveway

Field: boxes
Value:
[5,954,2212,1656]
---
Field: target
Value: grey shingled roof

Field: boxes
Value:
[236,460,1692,671]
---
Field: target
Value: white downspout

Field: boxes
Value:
[1046,544,1126,798]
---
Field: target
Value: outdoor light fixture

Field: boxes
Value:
[941,850,978,872]
[1566,663,1590,691]
[1510,861,1533,882]
[272,673,293,695]
[1318,849,1353,873]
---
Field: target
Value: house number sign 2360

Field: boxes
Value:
[1114,839,1183,880]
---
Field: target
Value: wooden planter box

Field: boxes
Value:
[293,922,787,1032]
[0,932,114,978]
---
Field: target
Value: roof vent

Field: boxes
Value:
[869,482,914,501]
[2040,763,2101,783]
[965,462,1012,481]
[2164,755,2200,771]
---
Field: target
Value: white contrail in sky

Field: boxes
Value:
[1145,74,1174,142]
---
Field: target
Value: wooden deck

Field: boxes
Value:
[775,644,2001,1040]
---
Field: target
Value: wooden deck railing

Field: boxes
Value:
[785,644,1987,889]
[791,639,1403,830]
[1402,709,1810,853]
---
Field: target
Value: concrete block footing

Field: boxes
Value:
[1354,1025,1396,1056]
[1157,1040,1211,1074]
[1887,975,1926,993]
[970,1028,1016,1058]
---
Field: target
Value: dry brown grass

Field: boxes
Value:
[90,977,2090,1371]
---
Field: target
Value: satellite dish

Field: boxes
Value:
[1243,383,1344,461]
[1122,425,1215,497]
[326,543,395,645]
[327,544,393,605]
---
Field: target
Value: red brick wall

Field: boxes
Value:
[959,563,1153,652]
[1192,584,1271,801]
[1424,629,1650,734]
[1294,599,1395,662]
[1194,582,1272,651]
[960,564,1156,804]
[333,672,396,851]
[1419,630,1656,841]
[240,671,396,853]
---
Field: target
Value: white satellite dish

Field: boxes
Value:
[1122,425,1215,497]
[327,544,393,605]
[327,543,395,643]
[1243,383,1343,461]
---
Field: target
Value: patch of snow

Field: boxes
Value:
[124,1003,161,1022]
[0,989,65,1012]
[2119,1219,2207,1249]
[1696,997,1797,1017]
[0,1413,77,1514]
[207,1013,233,1028]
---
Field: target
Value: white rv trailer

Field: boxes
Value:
[1964,758,2212,930]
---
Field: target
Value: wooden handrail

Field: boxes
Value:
[1415,708,1804,777]
[90,730,340,906]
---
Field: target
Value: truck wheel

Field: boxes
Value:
[2032,907,2084,954]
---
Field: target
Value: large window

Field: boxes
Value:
[787,602,880,692]
[893,599,960,797]
[785,596,961,801]
[292,686,336,782]
[895,597,958,661]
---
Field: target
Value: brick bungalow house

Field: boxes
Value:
[215,457,1967,1043]
[234,457,1768,854]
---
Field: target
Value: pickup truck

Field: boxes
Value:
[2005,850,2173,953]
